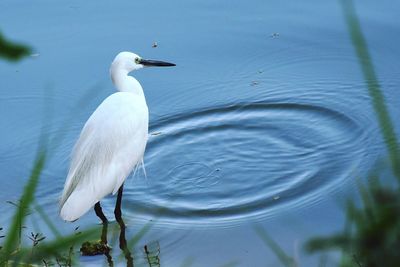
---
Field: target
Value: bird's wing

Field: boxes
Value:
[60,92,148,221]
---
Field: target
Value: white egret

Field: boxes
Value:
[59,52,175,222]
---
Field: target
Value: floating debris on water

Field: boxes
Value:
[152,42,158,48]
[30,53,40,57]
[273,196,280,200]
[150,131,162,136]
[270,32,280,38]
[251,81,259,86]
[80,240,110,256]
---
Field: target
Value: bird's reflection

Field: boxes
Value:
[101,222,114,266]
[99,218,133,267]
[117,217,134,267]
[99,211,160,267]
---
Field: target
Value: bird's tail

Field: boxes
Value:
[60,188,99,222]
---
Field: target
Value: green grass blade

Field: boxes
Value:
[33,203,61,238]
[340,0,400,179]
[179,257,195,267]
[13,227,98,265]
[128,222,153,247]
[0,151,46,265]
[254,225,296,267]
[218,260,240,267]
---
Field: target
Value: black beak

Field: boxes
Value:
[139,59,176,67]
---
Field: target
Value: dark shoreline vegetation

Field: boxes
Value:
[1,0,399,266]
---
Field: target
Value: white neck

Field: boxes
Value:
[111,68,144,96]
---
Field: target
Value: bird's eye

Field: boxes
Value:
[135,57,141,64]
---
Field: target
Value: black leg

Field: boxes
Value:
[94,202,108,224]
[114,184,124,223]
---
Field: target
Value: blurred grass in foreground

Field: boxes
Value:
[0,31,31,61]
[0,25,99,267]
[0,148,99,266]
[338,0,400,180]
[2,0,400,265]
[0,146,156,266]
[0,30,159,266]
[306,176,400,267]
[304,2,400,265]
[257,0,400,266]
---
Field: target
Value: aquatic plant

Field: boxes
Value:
[306,177,400,267]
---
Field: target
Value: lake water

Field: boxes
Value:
[1,0,399,266]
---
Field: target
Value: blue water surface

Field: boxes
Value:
[0,0,399,266]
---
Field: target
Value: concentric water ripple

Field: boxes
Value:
[120,102,368,226]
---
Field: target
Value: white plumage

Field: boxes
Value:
[60,52,174,222]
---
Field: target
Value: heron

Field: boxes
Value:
[59,51,175,223]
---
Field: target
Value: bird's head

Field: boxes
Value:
[111,51,175,74]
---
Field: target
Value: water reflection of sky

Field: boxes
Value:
[0,0,399,265]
